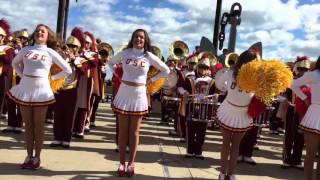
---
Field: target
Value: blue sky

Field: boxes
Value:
[0,0,319,62]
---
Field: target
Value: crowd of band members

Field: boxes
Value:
[0,18,320,179]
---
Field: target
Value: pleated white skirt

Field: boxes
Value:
[299,104,320,134]
[112,83,148,116]
[7,76,55,106]
[217,100,253,132]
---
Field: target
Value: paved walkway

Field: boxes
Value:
[0,102,305,179]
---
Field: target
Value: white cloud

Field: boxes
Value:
[167,0,216,11]
[0,0,58,33]
[0,0,319,61]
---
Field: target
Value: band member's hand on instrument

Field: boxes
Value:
[68,53,76,62]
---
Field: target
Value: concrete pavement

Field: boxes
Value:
[0,102,305,179]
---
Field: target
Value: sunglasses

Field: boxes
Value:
[67,44,78,49]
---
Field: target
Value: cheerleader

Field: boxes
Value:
[291,56,320,180]
[7,24,72,169]
[108,29,169,177]
[216,50,258,180]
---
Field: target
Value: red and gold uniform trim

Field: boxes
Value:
[112,106,148,116]
[6,91,55,107]
[217,120,253,132]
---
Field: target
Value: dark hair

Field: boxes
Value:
[31,24,59,49]
[316,56,320,71]
[233,50,257,78]
[127,29,151,53]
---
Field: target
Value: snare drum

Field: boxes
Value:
[162,69,178,96]
[186,94,220,122]
[161,96,181,122]
[161,95,181,105]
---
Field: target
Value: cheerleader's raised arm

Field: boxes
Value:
[147,52,170,82]
[107,50,126,74]
[48,48,72,80]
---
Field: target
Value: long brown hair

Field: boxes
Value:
[30,24,59,49]
[126,29,152,53]
[233,50,258,78]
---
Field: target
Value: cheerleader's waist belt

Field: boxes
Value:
[23,74,46,78]
[227,100,249,108]
[122,80,145,87]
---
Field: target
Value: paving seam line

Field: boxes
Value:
[159,143,170,179]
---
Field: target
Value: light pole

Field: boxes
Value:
[56,0,73,41]
[213,0,223,55]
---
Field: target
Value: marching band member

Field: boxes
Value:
[0,19,14,121]
[160,55,178,125]
[177,54,197,142]
[50,27,85,148]
[73,31,98,138]
[89,42,112,127]
[216,50,258,180]
[0,20,20,133]
[282,57,310,169]
[291,56,320,180]
[238,114,264,165]
[108,29,169,177]
[184,57,216,159]
[4,29,29,133]
[83,31,99,132]
[7,24,71,169]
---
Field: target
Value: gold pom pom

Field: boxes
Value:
[146,66,165,94]
[146,77,165,94]
[49,64,65,93]
[237,60,261,92]
[238,60,293,105]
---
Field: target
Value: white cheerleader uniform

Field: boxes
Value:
[216,70,254,132]
[291,70,320,134]
[108,48,170,116]
[7,44,72,106]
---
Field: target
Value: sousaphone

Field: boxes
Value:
[224,52,239,68]
[197,51,217,66]
[169,40,189,60]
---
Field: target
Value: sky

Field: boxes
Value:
[0,0,319,62]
